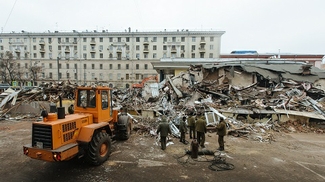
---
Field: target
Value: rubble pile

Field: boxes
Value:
[1,62,325,142]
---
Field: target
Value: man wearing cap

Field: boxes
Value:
[179,116,187,144]
[157,115,172,150]
[216,117,227,151]
[195,112,207,148]
[187,111,196,139]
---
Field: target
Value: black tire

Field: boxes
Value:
[86,132,111,166]
[117,116,131,140]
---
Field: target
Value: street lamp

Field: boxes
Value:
[57,57,60,82]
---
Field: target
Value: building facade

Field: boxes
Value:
[0,29,225,88]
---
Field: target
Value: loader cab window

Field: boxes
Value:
[102,91,109,109]
[78,90,96,108]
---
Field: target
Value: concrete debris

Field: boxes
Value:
[1,63,325,142]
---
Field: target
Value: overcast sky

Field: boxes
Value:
[1,0,324,54]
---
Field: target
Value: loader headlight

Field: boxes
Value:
[53,153,61,161]
[23,147,29,155]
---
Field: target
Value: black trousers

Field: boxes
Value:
[218,135,224,147]
[180,132,185,142]
[189,126,196,139]
[196,131,205,147]
[160,136,167,150]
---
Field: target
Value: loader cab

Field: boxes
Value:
[74,86,114,123]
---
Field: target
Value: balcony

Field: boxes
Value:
[65,48,70,53]
[90,48,96,53]
[143,48,149,53]
[143,40,149,45]
[199,47,205,52]
[171,48,177,53]
[200,39,206,45]
[39,40,45,45]
[90,40,96,45]
[116,48,122,53]
[15,49,21,53]
[39,48,45,53]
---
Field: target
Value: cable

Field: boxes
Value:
[2,0,18,33]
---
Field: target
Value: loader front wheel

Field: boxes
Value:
[86,132,111,166]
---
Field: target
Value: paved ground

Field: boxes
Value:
[0,119,325,182]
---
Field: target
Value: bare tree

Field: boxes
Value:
[0,51,17,84]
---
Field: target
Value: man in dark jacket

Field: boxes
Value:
[179,116,187,144]
[216,117,227,151]
[195,112,207,148]
[187,112,196,139]
[157,116,172,150]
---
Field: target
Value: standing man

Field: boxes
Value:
[179,116,187,144]
[157,115,172,150]
[187,111,196,139]
[216,117,227,151]
[195,112,207,148]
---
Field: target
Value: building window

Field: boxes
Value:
[74,73,77,79]
[91,73,95,80]
[191,53,195,58]
[153,37,157,42]
[209,53,213,58]
[136,64,139,69]
[210,37,214,41]
[163,45,167,50]
[118,64,121,69]
[92,64,95,69]
[181,37,185,42]
[91,53,95,58]
[210,45,214,50]
[109,37,113,42]
[67,72,70,79]
[192,45,195,51]
[33,53,37,58]
[100,53,103,58]
[33,45,36,50]
[144,53,148,58]
[100,37,103,42]
[126,74,129,80]
[153,45,157,50]
[136,37,140,42]
[66,63,69,69]
[136,45,140,51]
[99,64,103,69]
[99,73,103,80]
[172,37,176,42]
[144,64,148,70]
[99,45,103,51]
[59,73,62,79]
[59,63,62,69]
[135,74,142,80]
[153,53,157,58]
[109,73,113,80]
[49,72,52,79]
[163,37,167,42]
[200,53,204,58]
[126,64,129,69]
[181,53,184,58]
[74,38,77,43]
[117,37,121,42]
[83,53,87,59]
[126,37,130,42]
[84,64,87,69]
[136,53,140,59]
[117,73,121,80]
[192,37,196,42]
[33,38,36,42]
[65,37,69,42]
[109,64,113,69]
[181,45,185,50]
[49,63,52,69]
[83,38,87,42]
[58,46,61,50]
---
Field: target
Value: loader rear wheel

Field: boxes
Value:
[86,132,111,166]
[118,119,131,140]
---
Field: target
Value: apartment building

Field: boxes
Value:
[0,29,225,88]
